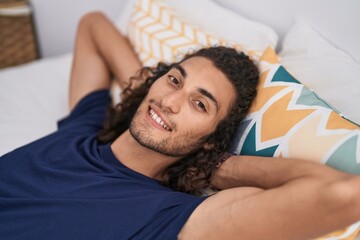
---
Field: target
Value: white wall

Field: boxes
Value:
[213,0,360,62]
[29,0,130,58]
[29,0,360,62]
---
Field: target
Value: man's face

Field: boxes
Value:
[129,56,236,157]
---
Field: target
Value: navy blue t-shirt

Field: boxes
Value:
[0,90,207,240]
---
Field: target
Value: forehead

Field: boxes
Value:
[179,56,236,114]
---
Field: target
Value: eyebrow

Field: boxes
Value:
[197,88,219,112]
[173,64,187,78]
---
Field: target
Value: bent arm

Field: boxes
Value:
[69,12,142,111]
[211,155,342,190]
[180,156,360,240]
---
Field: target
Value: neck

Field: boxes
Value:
[110,130,180,180]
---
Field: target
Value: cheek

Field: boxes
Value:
[146,81,168,99]
[178,113,218,137]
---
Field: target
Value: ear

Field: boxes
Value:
[203,143,214,150]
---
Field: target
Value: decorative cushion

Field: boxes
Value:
[279,19,360,124]
[230,47,360,175]
[126,0,278,66]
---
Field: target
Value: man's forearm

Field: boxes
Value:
[83,12,142,89]
[187,155,360,240]
[212,155,352,190]
[69,12,142,110]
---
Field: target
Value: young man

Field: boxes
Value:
[0,12,359,240]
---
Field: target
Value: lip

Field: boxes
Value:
[145,105,173,132]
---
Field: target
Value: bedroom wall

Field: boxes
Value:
[213,0,360,62]
[29,0,360,62]
[29,0,129,58]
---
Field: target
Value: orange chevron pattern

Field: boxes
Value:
[249,69,287,113]
[128,0,259,67]
[284,113,349,162]
[327,111,359,130]
[243,48,360,158]
[255,47,359,145]
[261,90,315,142]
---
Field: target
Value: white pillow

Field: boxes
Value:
[279,19,360,124]
[115,0,278,52]
[165,0,278,51]
[114,0,135,34]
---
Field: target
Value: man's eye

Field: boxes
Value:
[194,100,206,112]
[168,75,180,86]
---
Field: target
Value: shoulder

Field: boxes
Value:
[58,90,110,132]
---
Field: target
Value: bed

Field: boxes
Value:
[1,0,359,239]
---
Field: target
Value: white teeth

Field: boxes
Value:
[149,108,171,131]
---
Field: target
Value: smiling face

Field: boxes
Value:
[129,56,236,157]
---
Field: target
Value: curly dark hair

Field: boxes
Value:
[97,46,259,195]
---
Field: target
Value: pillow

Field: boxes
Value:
[279,19,360,124]
[165,0,277,50]
[126,0,278,66]
[230,47,360,175]
[230,46,360,240]
[114,0,136,34]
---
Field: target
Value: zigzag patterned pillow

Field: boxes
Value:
[127,0,264,67]
[230,47,360,175]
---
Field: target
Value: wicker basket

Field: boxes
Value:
[0,0,39,69]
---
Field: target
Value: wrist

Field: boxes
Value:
[212,155,267,190]
[212,155,238,190]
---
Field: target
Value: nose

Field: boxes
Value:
[160,90,185,114]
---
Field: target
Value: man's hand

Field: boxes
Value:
[212,155,354,190]
[69,12,142,111]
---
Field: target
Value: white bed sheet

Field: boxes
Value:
[0,54,72,156]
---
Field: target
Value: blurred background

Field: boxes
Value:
[1,0,359,66]
[0,0,128,68]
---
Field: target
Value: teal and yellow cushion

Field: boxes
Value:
[231,47,360,175]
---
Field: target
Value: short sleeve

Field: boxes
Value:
[57,90,111,133]
[134,193,208,239]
